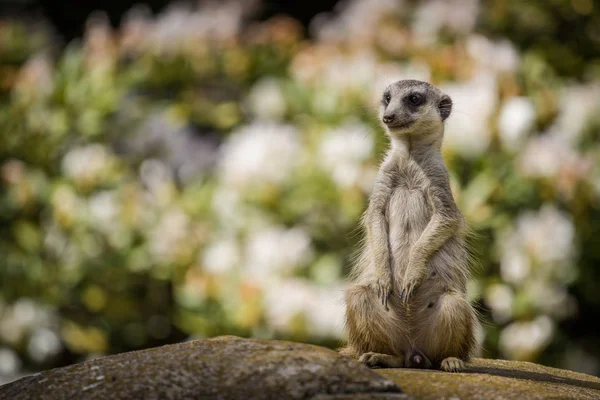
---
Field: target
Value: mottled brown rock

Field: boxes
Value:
[3,337,599,400]
[377,358,600,400]
[0,336,402,400]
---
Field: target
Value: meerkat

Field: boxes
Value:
[340,80,479,372]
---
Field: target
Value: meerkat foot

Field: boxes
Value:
[358,352,405,368]
[440,357,465,372]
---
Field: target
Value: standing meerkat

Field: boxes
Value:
[340,80,479,372]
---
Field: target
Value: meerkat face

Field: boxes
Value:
[380,80,452,137]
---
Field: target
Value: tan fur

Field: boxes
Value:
[341,80,479,372]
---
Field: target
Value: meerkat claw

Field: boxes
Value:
[374,279,392,310]
[379,288,390,310]
[383,290,390,310]
[400,284,414,303]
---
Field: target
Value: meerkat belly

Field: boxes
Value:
[387,185,468,285]
[387,186,431,274]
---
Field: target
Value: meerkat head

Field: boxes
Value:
[380,80,452,138]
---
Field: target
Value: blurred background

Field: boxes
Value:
[1,0,600,384]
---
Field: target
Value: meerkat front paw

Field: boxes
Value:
[358,352,384,368]
[440,357,465,372]
[399,264,423,303]
[370,272,392,310]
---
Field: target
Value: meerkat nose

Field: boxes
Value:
[382,114,395,124]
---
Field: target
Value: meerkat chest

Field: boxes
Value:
[395,161,429,191]
[386,160,432,228]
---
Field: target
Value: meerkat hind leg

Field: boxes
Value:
[359,352,405,369]
[440,357,465,372]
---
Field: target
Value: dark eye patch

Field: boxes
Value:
[404,92,425,107]
[382,92,391,106]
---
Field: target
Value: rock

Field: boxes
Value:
[378,358,600,400]
[2,337,599,400]
[0,336,405,400]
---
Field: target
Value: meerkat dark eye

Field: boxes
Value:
[408,93,425,106]
[382,93,391,106]
[427,302,435,308]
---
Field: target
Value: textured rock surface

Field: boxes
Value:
[2,336,600,400]
[0,336,404,400]
[378,358,600,400]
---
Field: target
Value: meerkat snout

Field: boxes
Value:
[382,114,395,124]
[380,79,453,135]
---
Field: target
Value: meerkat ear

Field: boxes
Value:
[438,95,452,121]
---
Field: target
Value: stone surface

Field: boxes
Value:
[2,336,600,400]
[378,358,600,400]
[0,336,404,400]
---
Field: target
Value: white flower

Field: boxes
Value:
[201,238,240,275]
[147,2,245,55]
[498,204,576,292]
[311,0,399,44]
[0,347,21,375]
[13,299,40,328]
[318,122,374,187]
[244,226,313,283]
[499,316,554,360]
[441,73,497,157]
[307,285,346,337]
[519,130,592,198]
[120,5,152,54]
[15,53,53,98]
[51,185,87,227]
[466,35,520,73]
[519,133,573,178]
[498,97,536,151]
[553,83,600,144]
[125,111,217,185]
[148,208,190,264]
[412,0,479,44]
[27,328,62,363]
[139,159,172,194]
[263,279,314,333]
[525,281,576,320]
[210,186,243,230]
[217,122,301,189]
[61,144,114,186]
[292,49,380,96]
[246,78,286,121]
[87,191,119,233]
[516,205,575,267]
[139,159,176,206]
[323,50,378,93]
[262,279,345,338]
[0,300,56,346]
[500,248,531,285]
[484,283,514,323]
